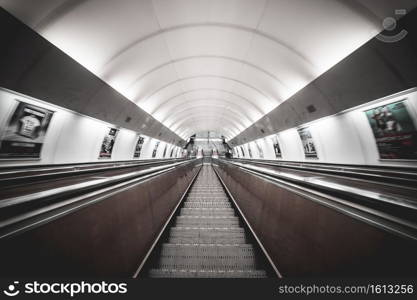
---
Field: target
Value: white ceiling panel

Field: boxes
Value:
[163,26,254,60]
[2,0,414,140]
[208,0,267,28]
[152,0,210,28]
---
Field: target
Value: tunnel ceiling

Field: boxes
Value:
[1,0,415,141]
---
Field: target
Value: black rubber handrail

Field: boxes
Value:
[0,157,185,172]
[0,160,192,211]
[231,157,417,172]
[217,159,417,241]
[230,158,417,185]
[226,160,417,210]
[0,158,189,185]
[0,159,200,239]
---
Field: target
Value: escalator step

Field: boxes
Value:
[159,243,256,256]
[170,227,246,235]
[168,235,246,244]
[149,269,267,278]
[186,197,229,201]
[180,208,235,216]
[155,244,258,270]
[176,216,240,226]
[184,202,232,208]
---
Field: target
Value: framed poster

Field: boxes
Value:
[365,100,417,160]
[239,146,245,158]
[247,144,253,158]
[162,144,168,158]
[0,101,54,159]
[234,147,239,158]
[254,140,264,158]
[133,135,145,158]
[99,127,119,158]
[271,135,282,158]
[152,141,160,158]
[298,127,318,159]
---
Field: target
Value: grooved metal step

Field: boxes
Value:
[180,208,235,216]
[176,216,240,226]
[168,235,246,244]
[156,244,258,270]
[187,194,226,198]
[186,197,230,203]
[186,196,229,200]
[170,227,246,235]
[189,189,224,191]
[149,269,267,278]
[184,202,232,208]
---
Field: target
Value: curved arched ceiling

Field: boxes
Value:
[1,0,410,140]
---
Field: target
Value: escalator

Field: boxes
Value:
[145,164,271,278]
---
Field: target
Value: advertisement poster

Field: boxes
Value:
[162,144,168,158]
[0,101,54,159]
[133,135,145,158]
[298,127,318,159]
[234,148,239,158]
[254,140,264,158]
[240,146,245,158]
[365,100,417,160]
[271,135,282,158]
[247,144,253,158]
[99,127,119,158]
[152,141,160,158]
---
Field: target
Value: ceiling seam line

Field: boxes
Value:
[151,88,264,115]
[136,75,276,105]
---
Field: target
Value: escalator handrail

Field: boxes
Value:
[231,158,417,179]
[216,159,417,241]
[0,160,194,210]
[0,157,186,172]
[0,159,201,239]
[0,158,188,184]
[225,159,417,210]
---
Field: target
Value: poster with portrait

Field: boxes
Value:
[271,135,282,158]
[152,141,160,158]
[133,135,145,158]
[162,144,168,158]
[99,127,119,158]
[0,101,54,159]
[298,127,318,159]
[239,146,245,158]
[234,147,239,158]
[254,140,264,158]
[365,100,417,160]
[247,144,253,158]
